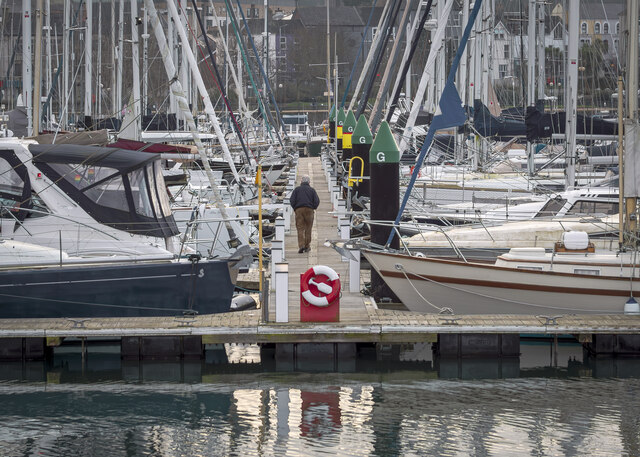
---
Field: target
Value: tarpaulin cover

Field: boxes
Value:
[526,107,618,142]
[108,139,194,154]
[473,99,526,139]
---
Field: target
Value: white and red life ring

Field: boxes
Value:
[300,265,340,308]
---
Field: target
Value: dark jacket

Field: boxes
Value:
[290,182,320,210]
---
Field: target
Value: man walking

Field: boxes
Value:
[289,175,320,253]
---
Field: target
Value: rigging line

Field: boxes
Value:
[596,0,622,74]
[356,0,402,120]
[385,0,434,123]
[44,0,85,128]
[179,16,273,197]
[232,0,288,145]
[340,0,379,109]
[185,0,253,167]
[223,0,276,145]
[4,18,21,101]
[387,0,483,248]
[54,46,86,142]
[399,269,452,314]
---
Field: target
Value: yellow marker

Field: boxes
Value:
[347,156,365,187]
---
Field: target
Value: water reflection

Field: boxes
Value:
[1,342,640,456]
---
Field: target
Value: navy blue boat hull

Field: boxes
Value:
[0,260,236,318]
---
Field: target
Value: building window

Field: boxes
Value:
[594,22,601,34]
[499,64,508,78]
[603,22,609,34]
[554,24,563,39]
[279,36,286,50]
[581,22,587,34]
[504,44,509,59]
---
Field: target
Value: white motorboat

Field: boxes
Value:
[0,139,248,318]
[404,214,619,260]
[363,231,638,315]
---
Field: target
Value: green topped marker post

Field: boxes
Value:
[341,110,357,164]
[351,114,373,198]
[327,104,336,144]
[336,108,346,154]
[369,120,400,301]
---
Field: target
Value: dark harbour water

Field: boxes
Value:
[2,342,640,456]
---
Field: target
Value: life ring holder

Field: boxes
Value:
[300,265,340,308]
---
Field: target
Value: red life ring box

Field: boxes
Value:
[300,265,340,322]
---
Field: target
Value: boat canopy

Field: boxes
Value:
[28,144,179,238]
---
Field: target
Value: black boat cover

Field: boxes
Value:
[525,107,618,142]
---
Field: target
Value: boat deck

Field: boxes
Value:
[1,157,640,342]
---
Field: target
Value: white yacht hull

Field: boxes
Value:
[363,250,639,315]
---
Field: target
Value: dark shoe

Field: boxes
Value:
[298,248,304,253]
[304,247,311,252]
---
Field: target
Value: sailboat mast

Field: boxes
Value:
[628,0,638,119]
[536,2,545,101]
[111,0,116,116]
[623,0,639,241]
[397,0,453,155]
[84,0,92,126]
[167,0,242,183]
[33,0,43,134]
[45,0,52,127]
[457,0,469,107]
[526,0,536,175]
[145,0,238,245]
[62,0,69,127]
[22,0,32,135]
[369,0,414,132]
[347,0,390,112]
[97,0,102,120]
[130,0,141,131]
[618,76,624,248]
[117,0,123,116]
[564,0,579,189]
[142,5,148,116]
[326,0,330,114]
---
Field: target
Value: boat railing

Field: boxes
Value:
[360,219,468,262]
[1,205,120,241]
[179,214,257,259]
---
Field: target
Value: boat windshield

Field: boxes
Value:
[0,154,48,221]
[39,160,179,238]
[153,162,173,218]
[50,163,130,212]
[534,198,567,218]
[128,167,155,218]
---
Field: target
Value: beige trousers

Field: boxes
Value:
[294,207,315,249]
